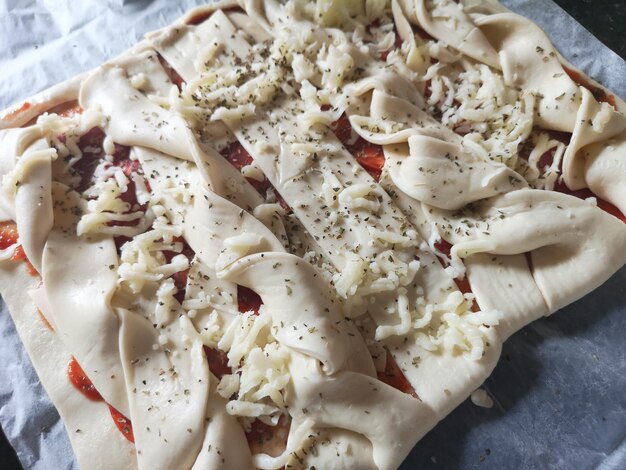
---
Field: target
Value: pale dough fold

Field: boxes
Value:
[426,189,626,313]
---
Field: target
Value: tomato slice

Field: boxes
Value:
[187,6,245,26]
[563,66,616,108]
[9,243,38,276]
[67,357,103,401]
[553,180,625,223]
[108,405,135,443]
[245,414,290,457]
[330,113,353,146]
[0,221,18,250]
[377,350,418,398]
[351,139,385,181]
[38,309,54,332]
[331,113,386,181]
[220,141,274,195]
[158,54,185,90]
[162,236,196,301]
[68,359,134,443]
[45,101,83,118]
[203,346,232,380]
[237,286,263,315]
[433,239,477,306]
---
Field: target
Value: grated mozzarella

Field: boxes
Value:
[217,309,291,422]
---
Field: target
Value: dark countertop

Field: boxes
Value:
[0,1,623,469]
[553,0,625,60]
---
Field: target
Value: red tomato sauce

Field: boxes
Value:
[434,240,472,294]
[162,236,196,302]
[563,66,617,108]
[38,309,54,332]
[379,31,404,61]
[219,141,272,195]
[157,54,185,90]
[11,246,38,276]
[377,350,419,399]
[49,101,83,118]
[0,221,38,275]
[525,143,625,223]
[553,180,625,223]
[219,141,292,212]
[66,126,152,251]
[108,405,135,443]
[329,116,420,397]
[245,414,290,458]
[186,6,245,26]
[0,221,18,250]
[203,346,232,380]
[67,357,103,401]
[237,286,263,315]
[67,358,135,442]
[3,101,31,121]
[331,113,385,181]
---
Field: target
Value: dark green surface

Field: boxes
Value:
[0,2,623,469]
[553,0,626,60]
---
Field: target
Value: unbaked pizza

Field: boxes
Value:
[1,0,625,469]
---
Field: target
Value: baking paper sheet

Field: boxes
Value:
[0,0,625,468]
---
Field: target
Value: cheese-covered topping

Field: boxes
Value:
[1,1,626,470]
[218,308,291,423]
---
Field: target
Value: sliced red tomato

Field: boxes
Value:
[158,54,185,90]
[245,414,290,457]
[203,346,232,380]
[350,139,385,181]
[1,221,37,275]
[44,101,83,118]
[67,357,103,402]
[220,141,254,170]
[377,350,418,398]
[331,113,385,180]
[38,309,54,332]
[108,405,135,443]
[237,286,263,315]
[433,239,477,304]
[220,141,269,193]
[553,180,625,223]
[273,189,292,213]
[563,66,617,108]
[220,140,284,201]
[330,113,352,146]
[0,221,18,250]
[380,32,404,61]
[186,6,245,26]
[72,128,108,192]
[161,237,195,301]
[11,245,38,276]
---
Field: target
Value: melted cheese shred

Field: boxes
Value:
[1,1,626,470]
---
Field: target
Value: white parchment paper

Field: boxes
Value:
[0,1,624,469]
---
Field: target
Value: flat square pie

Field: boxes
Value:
[1,0,625,468]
